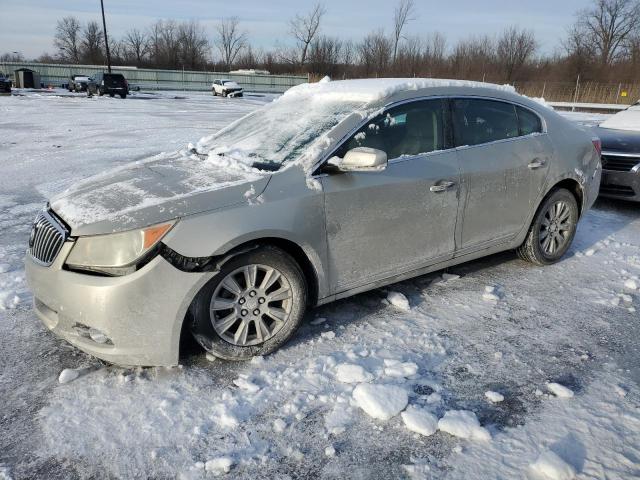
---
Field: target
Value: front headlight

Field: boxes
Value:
[65,221,176,276]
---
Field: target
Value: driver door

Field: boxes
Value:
[319,99,461,293]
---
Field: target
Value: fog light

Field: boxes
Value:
[73,324,113,345]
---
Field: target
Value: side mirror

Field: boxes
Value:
[336,147,388,172]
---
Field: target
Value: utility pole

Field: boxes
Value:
[100,0,112,73]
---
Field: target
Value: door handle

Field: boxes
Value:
[430,181,456,193]
[528,158,547,170]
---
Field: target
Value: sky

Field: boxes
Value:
[0,0,592,60]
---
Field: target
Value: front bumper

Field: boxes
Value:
[600,169,640,202]
[25,243,212,366]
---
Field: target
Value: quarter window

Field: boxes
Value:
[334,99,446,160]
[453,99,519,147]
[517,106,543,136]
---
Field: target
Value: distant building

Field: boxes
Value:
[14,68,41,88]
[229,69,271,76]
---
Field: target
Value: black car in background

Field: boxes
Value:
[593,102,640,202]
[68,74,91,92]
[0,72,12,93]
[87,72,129,99]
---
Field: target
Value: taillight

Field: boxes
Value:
[592,138,602,156]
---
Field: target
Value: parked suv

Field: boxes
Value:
[87,72,129,98]
[212,79,243,97]
[26,79,600,366]
[68,74,91,92]
[0,72,11,93]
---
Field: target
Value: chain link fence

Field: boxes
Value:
[0,61,309,94]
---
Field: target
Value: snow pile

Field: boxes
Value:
[401,406,438,437]
[437,410,491,441]
[352,384,408,421]
[335,363,373,384]
[624,279,638,291]
[530,451,576,480]
[205,457,233,475]
[546,383,574,399]
[0,291,19,310]
[482,285,501,302]
[384,359,419,378]
[387,291,410,311]
[485,391,505,403]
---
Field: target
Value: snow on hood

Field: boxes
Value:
[599,104,640,132]
[50,151,268,236]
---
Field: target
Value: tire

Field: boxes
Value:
[98,89,104,97]
[120,93,127,99]
[191,246,308,360]
[517,188,579,265]
[212,89,217,96]
[109,93,115,97]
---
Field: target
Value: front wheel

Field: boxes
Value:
[191,246,308,360]
[517,188,579,265]
[120,93,127,99]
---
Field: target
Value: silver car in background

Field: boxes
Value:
[25,79,601,366]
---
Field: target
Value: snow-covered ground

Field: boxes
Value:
[1,90,639,480]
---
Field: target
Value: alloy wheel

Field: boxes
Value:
[210,264,293,347]
[539,200,573,255]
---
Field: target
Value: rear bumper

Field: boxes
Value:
[25,243,212,366]
[600,169,640,202]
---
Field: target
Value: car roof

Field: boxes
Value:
[283,78,531,109]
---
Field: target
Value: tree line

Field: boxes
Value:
[3,0,640,85]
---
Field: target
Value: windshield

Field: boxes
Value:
[199,93,369,170]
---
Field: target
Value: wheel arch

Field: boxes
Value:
[547,178,584,217]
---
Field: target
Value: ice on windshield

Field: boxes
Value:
[197,92,369,170]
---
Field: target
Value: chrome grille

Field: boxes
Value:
[601,153,640,172]
[29,210,68,266]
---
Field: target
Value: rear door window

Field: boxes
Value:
[335,99,446,160]
[517,106,543,135]
[452,99,519,147]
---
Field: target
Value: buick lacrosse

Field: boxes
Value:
[26,79,601,366]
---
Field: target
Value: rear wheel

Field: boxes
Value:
[517,188,579,265]
[191,246,307,360]
[120,93,127,99]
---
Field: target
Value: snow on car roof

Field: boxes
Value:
[283,78,516,103]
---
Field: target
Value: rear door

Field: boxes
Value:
[320,98,461,292]
[452,98,551,251]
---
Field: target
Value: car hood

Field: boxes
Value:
[592,126,640,154]
[50,152,270,236]
[599,105,640,133]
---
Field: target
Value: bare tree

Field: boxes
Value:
[289,3,326,67]
[80,21,104,64]
[179,21,210,69]
[54,16,82,63]
[216,17,247,70]
[451,35,495,80]
[0,52,25,62]
[496,26,537,82]
[123,29,149,65]
[359,29,393,76]
[308,36,343,75]
[569,0,640,66]
[392,0,416,63]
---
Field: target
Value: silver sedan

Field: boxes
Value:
[25,79,601,366]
